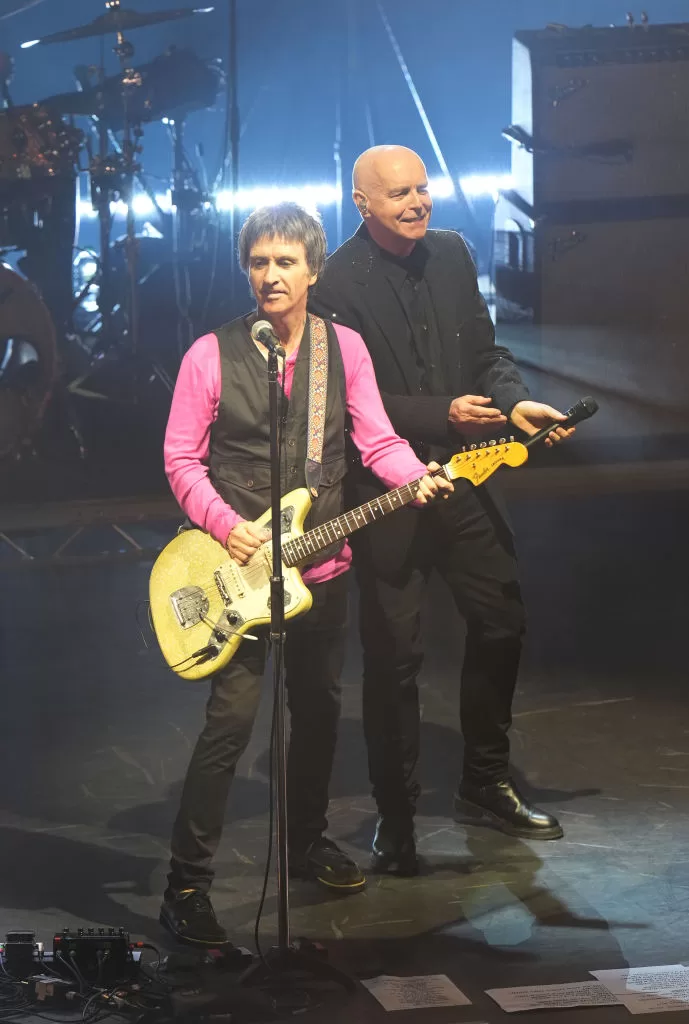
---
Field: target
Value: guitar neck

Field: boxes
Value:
[280,440,528,568]
[281,472,437,568]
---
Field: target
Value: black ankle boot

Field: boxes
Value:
[371,816,419,876]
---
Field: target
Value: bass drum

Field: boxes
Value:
[0,264,57,458]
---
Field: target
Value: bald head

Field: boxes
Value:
[352,145,425,193]
[352,146,432,257]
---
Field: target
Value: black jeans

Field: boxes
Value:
[353,482,525,824]
[168,571,348,894]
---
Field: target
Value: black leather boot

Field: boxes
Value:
[371,816,419,876]
[454,779,563,840]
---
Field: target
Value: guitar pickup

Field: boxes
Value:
[170,586,210,629]
[215,563,245,600]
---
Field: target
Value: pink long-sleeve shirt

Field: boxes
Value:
[164,321,428,584]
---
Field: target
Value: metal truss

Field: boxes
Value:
[0,496,180,568]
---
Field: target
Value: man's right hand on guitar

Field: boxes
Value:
[227,522,271,564]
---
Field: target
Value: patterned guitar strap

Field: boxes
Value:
[304,313,329,499]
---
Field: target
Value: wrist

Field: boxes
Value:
[505,400,524,420]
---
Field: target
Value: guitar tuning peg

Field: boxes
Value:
[498,437,506,444]
[509,435,514,442]
[489,439,497,446]
[479,441,487,448]
[461,446,466,453]
[469,444,477,451]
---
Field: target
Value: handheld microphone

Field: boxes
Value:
[250,320,285,357]
[523,395,599,448]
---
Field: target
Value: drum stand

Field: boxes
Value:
[85,7,174,397]
[168,114,203,361]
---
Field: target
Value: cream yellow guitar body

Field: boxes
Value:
[149,441,528,681]
[149,490,314,681]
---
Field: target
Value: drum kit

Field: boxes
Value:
[0,0,226,460]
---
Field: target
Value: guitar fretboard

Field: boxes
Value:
[281,476,429,568]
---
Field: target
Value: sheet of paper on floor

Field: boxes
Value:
[486,980,622,1012]
[592,965,689,1014]
[361,974,471,1011]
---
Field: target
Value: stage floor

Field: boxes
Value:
[1,331,689,1022]
[1,478,689,1023]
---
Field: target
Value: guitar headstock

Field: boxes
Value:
[444,439,528,487]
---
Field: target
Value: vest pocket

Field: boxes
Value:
[215,458,271,492]
[211,459,272,521]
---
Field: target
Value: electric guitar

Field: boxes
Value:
[149,440,528,681]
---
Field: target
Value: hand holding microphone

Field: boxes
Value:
[513,396,599,448]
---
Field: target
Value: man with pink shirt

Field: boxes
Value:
[160,202,451,947]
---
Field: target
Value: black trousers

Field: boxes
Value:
[352,482,525,824]
[168,572,348,894]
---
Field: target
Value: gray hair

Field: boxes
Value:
[237,202,327,278]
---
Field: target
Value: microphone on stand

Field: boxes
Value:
[251,320,285,357]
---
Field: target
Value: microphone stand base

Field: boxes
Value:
[240,939,356,1001]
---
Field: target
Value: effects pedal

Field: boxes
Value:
[1,932,40,979]
[53,927,132,984]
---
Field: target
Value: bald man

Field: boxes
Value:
[310,146,572,876]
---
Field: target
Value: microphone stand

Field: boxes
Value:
[240,333,354,1002]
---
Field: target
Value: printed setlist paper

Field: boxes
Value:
[362,974,471,1011]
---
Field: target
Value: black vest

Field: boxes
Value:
[209,315,347,560]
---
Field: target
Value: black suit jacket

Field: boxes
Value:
[309,226,529,560]
[310,225,529,447]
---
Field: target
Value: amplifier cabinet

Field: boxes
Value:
[494,191,689,330]
[511,24,689,203]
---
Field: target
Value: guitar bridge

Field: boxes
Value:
[170,586,210,629]
[214,569,231,604]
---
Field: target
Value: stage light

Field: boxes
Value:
[77,193,173,218]
[459,174,514,200]
[215,184,342,212]
[427,176,454,199]
[131,194,155,216]
[73,176,520,226]
[156,192,174,213]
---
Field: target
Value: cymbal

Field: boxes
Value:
[21,6,214,47]
[39,48,221,128]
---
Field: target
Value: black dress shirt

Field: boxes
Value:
[377,242,447,398]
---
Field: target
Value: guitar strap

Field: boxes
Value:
[304,313,329,498]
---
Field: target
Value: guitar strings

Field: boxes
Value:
[170,458,497,597]
[185,546,271,594]
[188,494,416,593]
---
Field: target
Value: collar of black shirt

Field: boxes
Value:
[372,234,430,284]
